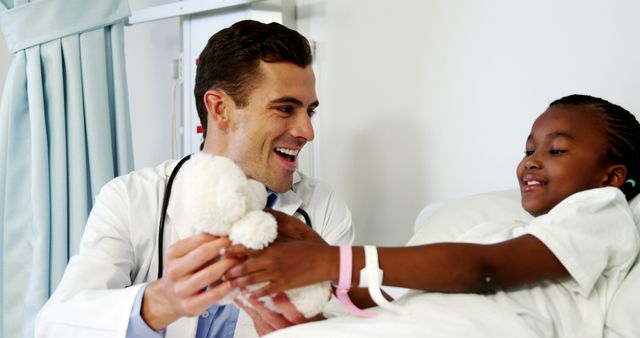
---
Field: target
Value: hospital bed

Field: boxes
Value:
[409,189,640,338]
[270,190,639,337]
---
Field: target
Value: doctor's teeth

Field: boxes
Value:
[276,148,299,156]
[527,181,541,186]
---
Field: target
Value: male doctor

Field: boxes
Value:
[35,20,354,338]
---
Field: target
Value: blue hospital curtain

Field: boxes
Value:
[0,0,133,337]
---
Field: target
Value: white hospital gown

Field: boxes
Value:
[266,187,639,338]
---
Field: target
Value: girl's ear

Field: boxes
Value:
[204,89,232,130]
[602,164,628,188]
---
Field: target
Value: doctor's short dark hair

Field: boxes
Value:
[194,20,313,148]
[550,94,640,200]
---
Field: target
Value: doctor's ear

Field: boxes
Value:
[601,164,627,188]
[204,89,232,130]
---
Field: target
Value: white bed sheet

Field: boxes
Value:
[267,292,540,338]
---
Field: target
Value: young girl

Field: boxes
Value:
[224,94,640,338]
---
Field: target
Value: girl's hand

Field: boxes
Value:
[266,209,326,244]
[222,240,338,298]
[234,292,324,336]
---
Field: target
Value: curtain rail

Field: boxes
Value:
[127,0,262,25]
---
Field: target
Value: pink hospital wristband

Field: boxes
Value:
[336,245,375,317]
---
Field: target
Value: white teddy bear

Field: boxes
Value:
[169,153,330,318]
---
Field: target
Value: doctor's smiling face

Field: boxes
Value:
[194,20,315,192]
[203,61,317,192]
[516,104,619,216]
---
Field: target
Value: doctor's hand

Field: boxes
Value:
[141,233,242,330]
[222,239,338,299]
[234,291,324,336]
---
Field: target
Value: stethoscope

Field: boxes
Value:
[156,154,312,279]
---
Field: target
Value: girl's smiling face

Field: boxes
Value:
[516,105,619,216]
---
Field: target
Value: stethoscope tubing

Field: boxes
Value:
[157,154,192,279]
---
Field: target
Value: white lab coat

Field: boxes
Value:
[35,159,354,338]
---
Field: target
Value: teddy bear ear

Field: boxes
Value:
[214,173,248,221]
[244,179,268,211]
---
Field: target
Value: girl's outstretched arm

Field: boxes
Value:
[368,235,567,294]
[223,211,568,303]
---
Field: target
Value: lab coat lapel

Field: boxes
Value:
[165,166,193,242]
[147,160,182,280]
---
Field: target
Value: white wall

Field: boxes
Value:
[296,0,640,245]
[125,0,181,169]
[4,1,639,247]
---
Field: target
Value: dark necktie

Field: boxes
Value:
[266,192,277,208]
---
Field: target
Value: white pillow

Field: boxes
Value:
[408,189,532,246]
[409,189,640,337]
